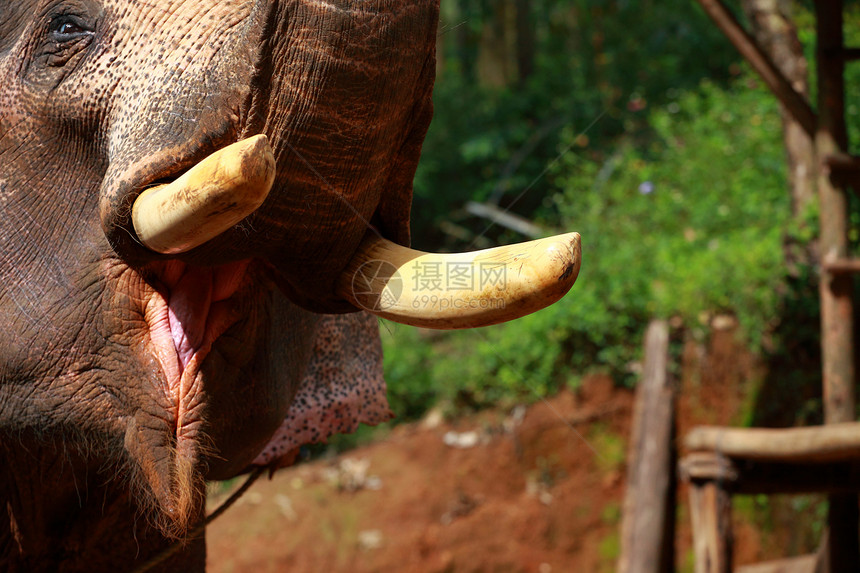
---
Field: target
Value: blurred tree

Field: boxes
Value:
[415,0,741,249]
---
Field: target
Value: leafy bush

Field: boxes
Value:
[554,75,789,345]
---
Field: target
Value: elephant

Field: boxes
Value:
[0,1,579,571]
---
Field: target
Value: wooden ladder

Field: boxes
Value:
[680,1,860,572]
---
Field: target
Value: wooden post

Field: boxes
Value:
[816,0,853,426]
[689,482,733,573]
[815,1,859,568]
[680,454,737,573]
[617,320,677,573]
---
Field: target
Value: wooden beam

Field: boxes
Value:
[735,554,818,573]
[694,0,817,137]
[680,452,860,495]
[822,258,860,274]
[842,47,860,61]
[618,320,677,573]
[680,453,734,573]
[679,452,739,484]
[685,424,860,463]
[822,153,860,192]
[823,152,860,174]
[734,461,860,495]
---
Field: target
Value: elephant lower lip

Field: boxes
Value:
[130,258,257,534]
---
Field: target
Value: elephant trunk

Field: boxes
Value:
[99,0,439,314]
[244,0,440,311]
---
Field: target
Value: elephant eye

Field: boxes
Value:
[48,15,93,43]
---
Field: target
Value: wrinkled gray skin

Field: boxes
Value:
[0,1,438,570]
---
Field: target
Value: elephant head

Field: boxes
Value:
[0,1,579,570]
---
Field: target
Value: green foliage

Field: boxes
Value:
[553,75,789,347]
[732,494,828,556]
[597,529,621,571]
[375,326,437,419]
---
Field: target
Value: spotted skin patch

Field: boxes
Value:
[253,311,393,469]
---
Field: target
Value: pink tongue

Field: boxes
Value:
[167,268,213,371]
[163,261,250,372]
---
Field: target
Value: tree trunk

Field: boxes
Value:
[514,0,535,86]
[476,0,517,88]
[741,0,816,219]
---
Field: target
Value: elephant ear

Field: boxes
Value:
[252,312,393,470]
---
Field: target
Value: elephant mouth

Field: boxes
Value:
[145,259,250,388]
[129,137,273,411]
[119,256,259,538]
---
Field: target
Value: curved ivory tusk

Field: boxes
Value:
[336,232,581,329]
[132,135,275,254]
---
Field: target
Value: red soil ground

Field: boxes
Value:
[207,323,817,572]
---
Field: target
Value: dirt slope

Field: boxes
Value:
[207,353,799,573]
[207,377,632,572]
